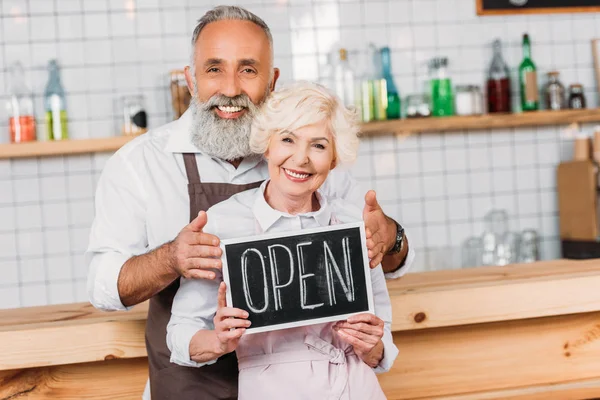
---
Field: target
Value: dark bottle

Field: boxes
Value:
[486,39,511,113]
[519,34,539,112]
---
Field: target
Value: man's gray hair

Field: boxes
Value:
[189,6,274,74]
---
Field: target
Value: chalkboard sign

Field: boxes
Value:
[221,222,374,334]
[477,0,600,15]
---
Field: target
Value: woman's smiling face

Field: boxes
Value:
[265,119,336,201]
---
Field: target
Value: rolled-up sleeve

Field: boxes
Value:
[86,150,148,311]
[370,265,399,373]
[167,277,220,367]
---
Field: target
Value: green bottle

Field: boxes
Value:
[380,47,401,119]
[519,34,539,112]
[44,59,69,140]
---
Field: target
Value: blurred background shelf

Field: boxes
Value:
[2,108,600,159]
[361,108,600,135]
[0,135,139,159]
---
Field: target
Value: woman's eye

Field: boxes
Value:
[313,143,326,150]
[282,137,293,143]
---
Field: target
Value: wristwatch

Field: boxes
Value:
[387,220,405,254]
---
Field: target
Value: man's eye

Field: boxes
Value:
[242,68,257,74]
[207,67,220,73]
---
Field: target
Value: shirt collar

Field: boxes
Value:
[164,108,201,153]
[252,180,332,232]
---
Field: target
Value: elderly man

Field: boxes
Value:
[86,5,414,400]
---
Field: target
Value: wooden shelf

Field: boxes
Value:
[0,135,139,159]
[2,108,600,159]
[361,108,600,135]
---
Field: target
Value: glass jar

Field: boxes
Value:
[568,84,586,109]
[518,229,539,263]
[455,85,483,116]
[120,95,148,136]
[405,93,431,118]
[544,71,566,111]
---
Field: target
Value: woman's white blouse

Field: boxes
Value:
[167,181,399,373]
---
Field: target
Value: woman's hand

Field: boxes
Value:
[333,313,385,368]
[212,282,251,355]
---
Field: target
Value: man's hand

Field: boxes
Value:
[212,282,250,355]
[168,211,223,280]
[333,313,385,368]
[362,190,396,269]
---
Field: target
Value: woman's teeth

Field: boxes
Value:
[285,169,310,179]
[217,106,244,113]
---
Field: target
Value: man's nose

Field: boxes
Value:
[220,72,242,98]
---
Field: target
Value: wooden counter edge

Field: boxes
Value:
[1,259,599,371]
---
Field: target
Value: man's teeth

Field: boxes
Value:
[217,106,243,113]
[285,169,310,179]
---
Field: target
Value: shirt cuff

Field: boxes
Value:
[167,323,218,368]
[373,331,399,374]
[87,251,132,311]
[384,244,416,280]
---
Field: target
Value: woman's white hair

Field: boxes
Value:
[250,81,360,166]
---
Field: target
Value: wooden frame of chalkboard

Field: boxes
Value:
[476,0,600,15]
[220,222,374,335]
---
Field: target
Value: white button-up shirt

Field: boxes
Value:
[167,181,399,374]
[86,108,414,312]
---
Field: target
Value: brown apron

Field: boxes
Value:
[146,153,263,399]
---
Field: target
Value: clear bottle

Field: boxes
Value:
[44,59,69,140]
[519,34,539,112]
[380,47,401,119]
[429,57,454,117]
[356,44,387,122]
[486,39,511,113]
[333,48,356,109]
[6,61,37,143]
[544,71,566,111]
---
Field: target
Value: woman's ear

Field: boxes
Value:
[330,157,337,170]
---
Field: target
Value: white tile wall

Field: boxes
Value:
[0,0,598,309]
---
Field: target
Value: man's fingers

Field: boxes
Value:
[369,254,383,269]
[186,243,222,258]
[363,190,380,211]
[185,269,218,280]
[217,282,227,309]
[186,257,222,271]
[187,232,220,247]
[186,210,209,232]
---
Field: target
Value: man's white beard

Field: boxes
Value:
[189,92,264,161]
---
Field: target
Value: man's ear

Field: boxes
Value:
[184,66,195,96]
[270,68,280,91]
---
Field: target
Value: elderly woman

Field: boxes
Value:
[167,82,397,399]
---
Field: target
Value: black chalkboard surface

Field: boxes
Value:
[477,0,600,15]
[221,222,374,334]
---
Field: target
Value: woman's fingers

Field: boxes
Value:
[217,282,227,309]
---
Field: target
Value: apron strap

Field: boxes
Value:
[183,153,201,184]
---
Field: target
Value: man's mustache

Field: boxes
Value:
[202,94,253,111]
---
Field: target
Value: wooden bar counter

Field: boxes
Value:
[2,259,600,399]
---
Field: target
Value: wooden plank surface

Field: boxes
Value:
[379,311,600,399]
[0,358,148,400]
[361,108,600,135]
[0,135,138,159]
[389,259,600,331]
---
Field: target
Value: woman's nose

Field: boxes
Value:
[293,147,310,165]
